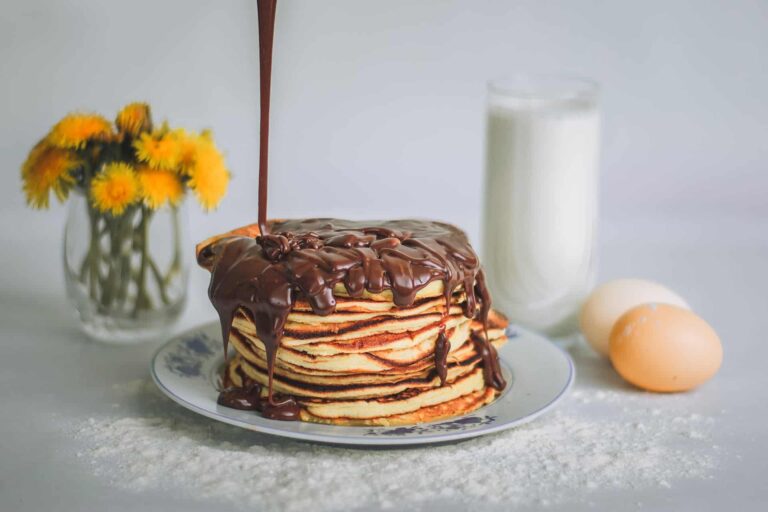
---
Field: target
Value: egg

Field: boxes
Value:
[609,303,722,392]
[579,279,689,356]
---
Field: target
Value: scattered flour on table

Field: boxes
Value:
[71,378,718,511]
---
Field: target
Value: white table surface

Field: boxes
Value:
[1,216,766,511]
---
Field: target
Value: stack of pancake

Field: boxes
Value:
[198,220,509,426]
[221,282,508,426]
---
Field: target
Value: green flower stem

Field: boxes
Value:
[164,205,182,286]
[132,206,153,317]
[86,205,101,304]
[148,256,171,305]
[116,251,132,306]
[100,217,119,308]
[115,212,134,308]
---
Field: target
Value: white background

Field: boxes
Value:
[1,0,766,246]
[1,1,767,511]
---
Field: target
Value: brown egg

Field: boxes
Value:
[609,303,722,392]
[579,279,689,357]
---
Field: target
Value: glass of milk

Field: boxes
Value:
[482,74,600,339]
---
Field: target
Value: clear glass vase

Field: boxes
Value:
[63,191,189,344]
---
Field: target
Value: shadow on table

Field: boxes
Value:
[564,340,636,393]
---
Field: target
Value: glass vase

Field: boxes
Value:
[63,191,188,344]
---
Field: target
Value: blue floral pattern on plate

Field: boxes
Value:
[163,332,218,379]
[363,415,497,436]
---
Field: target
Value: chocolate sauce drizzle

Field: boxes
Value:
[201,219,507,420]
[217,367,300,420]
[434,329,451,386]
[208,0,505,421]
[256,0,277,236]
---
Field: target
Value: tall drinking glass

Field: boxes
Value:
[482,75,600,338]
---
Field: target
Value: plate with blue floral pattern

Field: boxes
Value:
[151,322,574,446]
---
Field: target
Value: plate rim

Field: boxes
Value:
[150,322,575,446]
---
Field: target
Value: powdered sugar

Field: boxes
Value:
[71,347,719,511]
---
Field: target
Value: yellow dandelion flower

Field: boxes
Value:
[91,163,140,215]
[174,129,218,174]
[187,139,230,210]
[133,131,181,170]
[137,167,183,209]
[174,129,199,172]
[21,140,79,208]
[116,102,152,136]
[48,113,113,149]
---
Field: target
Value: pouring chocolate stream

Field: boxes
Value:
[257,0,276,236]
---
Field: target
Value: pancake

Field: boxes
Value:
[234,321,471,372]
[235,307,467,346]
[302,388,498,427]
[230,325,507,382]
[227,357,501,426]
[218,297,509,423]
[289,293,466,322]
[199,219,510,425]
[228,334,507,400]
[236,310,470,354]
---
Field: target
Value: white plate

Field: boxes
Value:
[151,322,574,446]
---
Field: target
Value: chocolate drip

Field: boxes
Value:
[434,328,451,386]
[218,367,260,409]
[261,396,301,421]
[470,269,506,390]
[217,385,262,410]
[218,369,301,420]
[218,386,301,421]
[470,331,506,390]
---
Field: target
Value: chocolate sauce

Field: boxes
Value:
[434,329,451,386]
[257,0,277,235]
[218,385,301,420]
[470,332,506,390]
[201,219,507,418]
[217,370,301,420]
[204,0,506,420]
[261,396,301,421]
[217,385,262,410]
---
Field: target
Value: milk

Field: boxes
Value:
[482,87,600,337]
